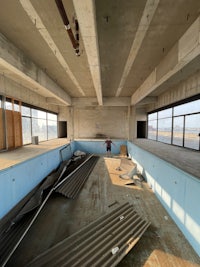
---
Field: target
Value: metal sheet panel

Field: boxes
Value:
[28,202,150,267]
[55,156,99,198]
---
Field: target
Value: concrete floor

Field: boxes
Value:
[7,155,200,267]
[0,139,69,170]
[133,139,200,180]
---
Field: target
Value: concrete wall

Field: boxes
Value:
[127,141,200,256]
[73,106,129,139]
[148,69,200,112]
[0,144,72,219]
[0,75,58,113]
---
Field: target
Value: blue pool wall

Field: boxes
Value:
[73,139,127,154]
[0,144,73,219]
[1,139,200,257]
[127,141,200,257]
[0,140,125,219]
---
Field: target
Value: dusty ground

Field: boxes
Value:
[7,155,200,267]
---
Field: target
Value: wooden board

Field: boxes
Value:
[0,109,5,150]
[6,110,14,149]
[14,112,22,147]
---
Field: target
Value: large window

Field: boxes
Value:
[32,109,47,142]
[47,113,58,139]
[172,116,184,146]
[148,96,200,150]
[22,106,31,145]
[157,108,172,144]
[185,114,200,150]
[22,104,58,145]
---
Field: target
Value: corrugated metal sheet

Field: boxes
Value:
[0,154,98,266]
[0,212,35,266]
[55,155,99,198]
[28,202,150,267]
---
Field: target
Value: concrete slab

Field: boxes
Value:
[0,138,69,170]
[132,139,200,180]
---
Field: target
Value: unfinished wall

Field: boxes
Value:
[147,70,200,112]
[0,75,58,113]
[73,106,128,139]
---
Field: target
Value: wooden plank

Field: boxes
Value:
[0,109,5,150]
[6,110,14,149]
[14,112,23,147]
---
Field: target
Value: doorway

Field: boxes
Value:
[58,121,67,138]
[137,121,146,138]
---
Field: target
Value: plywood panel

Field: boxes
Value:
[0,109,5,150]
[14,112,22,147]
[6,110,14,149]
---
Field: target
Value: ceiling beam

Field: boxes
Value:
[19,0,85,96]
[116,0,160,97]
[73,0,103,105]
[131,16,200,105]
[46,97,67,106]
[136,96,157,106]
[0,34,71,105]
[72,97,130,107]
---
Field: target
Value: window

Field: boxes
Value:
[22,117,32,145]
[32,118,47,141]
[157,118,172,144]
[22,106,31,116]
[5,98,12,110]
[47,113,57,140]
[147,96,200,150]
[14,100,20,112]
[148,114,157,140]
[172,116,184,146]
[185,114,200,150]
[21,104,58,144]
[174,99,200,116]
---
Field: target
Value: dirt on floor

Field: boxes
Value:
[7,156,200,267]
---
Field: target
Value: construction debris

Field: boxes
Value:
[108,200,119,208]
[55,155,99,199]
[28,202,151,267]
[0,154,98,266]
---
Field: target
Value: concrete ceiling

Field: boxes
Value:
[0,0,200,107]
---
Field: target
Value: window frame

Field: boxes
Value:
[21,103,58,145]
[147,94,200,151]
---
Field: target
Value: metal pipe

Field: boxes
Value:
[55,0,80,56]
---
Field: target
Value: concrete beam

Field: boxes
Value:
[0,34,71,105]
[19,0,85,96]
[136,96,157,106]
[73,0,103,105]
[116,0,159,96]
[72,97,130,107]
[46,97,67,106]
[131,16,200,105]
